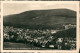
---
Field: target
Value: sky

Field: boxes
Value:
[3,2,77,16]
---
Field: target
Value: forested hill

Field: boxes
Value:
[3,9,76,29]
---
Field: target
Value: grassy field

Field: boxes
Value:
[3,42,47,50]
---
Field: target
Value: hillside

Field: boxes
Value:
[53,28,76,38]
[3,9,76,29]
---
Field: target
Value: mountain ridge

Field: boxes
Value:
[3,9,76,29]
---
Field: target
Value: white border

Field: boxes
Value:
[1,1,79,53]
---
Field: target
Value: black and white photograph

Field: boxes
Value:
[1,1,79,52]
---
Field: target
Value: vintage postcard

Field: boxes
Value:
[1,1,79,53]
